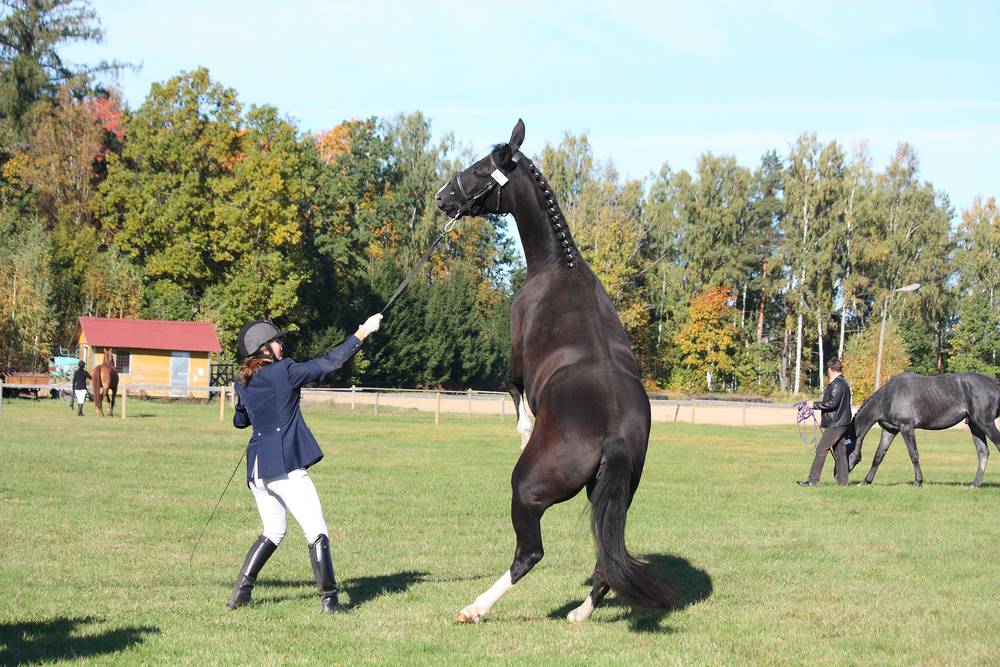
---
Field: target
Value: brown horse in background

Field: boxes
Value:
[92,348,119,417]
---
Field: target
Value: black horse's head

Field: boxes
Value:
[435,119,526,220]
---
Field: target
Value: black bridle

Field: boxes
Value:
[381,151,523,315]
[446,150,524,219]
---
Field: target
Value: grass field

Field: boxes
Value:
[1,398,998,666]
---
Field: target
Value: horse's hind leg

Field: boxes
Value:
[108,390,116,417]
[982,422,1000,454]
[456,458,552,623]
[860,428,897,485]
[968,424,991,488]
[567,563,610,623]
[899,427,923,486]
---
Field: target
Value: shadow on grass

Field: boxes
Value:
[0,616,158,666]
[547,553,712,634]
[874,481,1000,488]
[261,570,429,608]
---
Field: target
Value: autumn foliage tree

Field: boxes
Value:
[671,287,738,391]
[842,319,910,403]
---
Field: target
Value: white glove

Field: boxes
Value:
[360,314,382,336]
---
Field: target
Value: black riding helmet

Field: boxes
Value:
[237,319,286,360]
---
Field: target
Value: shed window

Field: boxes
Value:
[115,350,131,374]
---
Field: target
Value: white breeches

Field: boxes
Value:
[75,389,87,404]
[249,468,329,545]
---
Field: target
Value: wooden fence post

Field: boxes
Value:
[741,401,747,427]
[374,391,379,416]
[351,385,356,410]
[219,387,225,421]
[435,392,441,426]
[467,389,473,417]
[673,404,680,423]
[0,380,4,418]
[691,401,696,424]
[121,385,127,419]
[500,397,505,421]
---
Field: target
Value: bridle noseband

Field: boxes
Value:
[448,150,523,218]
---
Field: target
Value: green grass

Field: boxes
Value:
[1,399,998,666]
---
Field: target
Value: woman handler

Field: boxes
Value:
[227,314,382,613]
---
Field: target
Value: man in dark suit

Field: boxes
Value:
[798,358,852,486]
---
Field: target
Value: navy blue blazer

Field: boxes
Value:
[233,335,363,481]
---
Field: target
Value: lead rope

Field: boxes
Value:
[795,400,819,449]
[380,216,459,314]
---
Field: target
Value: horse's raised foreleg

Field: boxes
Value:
[567,563,610,623]
[899,427,923,486]
[506,368,532,450]
[860,428,897,485]
[515,395,534,450]
[456,464,548,623]
[968,424,991,488]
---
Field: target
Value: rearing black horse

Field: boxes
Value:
[848,372,1000,487]
[435,120,676,623]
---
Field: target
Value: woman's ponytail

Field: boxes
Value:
[240,355,273,385]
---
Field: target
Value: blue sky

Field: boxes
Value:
[66,1,999,216]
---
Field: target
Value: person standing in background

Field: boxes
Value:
[72,361,90,416]
[798,358,853,487]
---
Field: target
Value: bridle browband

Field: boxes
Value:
[448,150,524,218]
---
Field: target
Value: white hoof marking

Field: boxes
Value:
[457,571,513,624]
[567,597,595,623]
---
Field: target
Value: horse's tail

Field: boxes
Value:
[589,434,679,611]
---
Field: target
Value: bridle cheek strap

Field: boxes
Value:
[452,150,524,216]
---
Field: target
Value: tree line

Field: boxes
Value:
[2,1,997,397]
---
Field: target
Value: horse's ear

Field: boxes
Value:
[493,142,513,166]
[508,119,525,152]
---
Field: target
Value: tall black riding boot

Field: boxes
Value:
[76,403,83,416]
[227,535,277,609]
[308,534,348,613]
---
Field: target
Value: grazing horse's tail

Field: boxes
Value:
[590,434,680,611]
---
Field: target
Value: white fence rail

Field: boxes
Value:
[1,379,805,427]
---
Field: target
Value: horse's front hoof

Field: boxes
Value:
[856,481,871,487]
[912,480,923,487]
[965,483,980,490]
[567,605,593,623]
[455,607,483,624]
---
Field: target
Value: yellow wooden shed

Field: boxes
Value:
[73,317,223,397]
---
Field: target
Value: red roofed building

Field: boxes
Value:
[73,317,223,396]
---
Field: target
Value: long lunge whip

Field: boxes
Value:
[189,447,247,565]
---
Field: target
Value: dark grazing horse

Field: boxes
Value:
[848,372,1000,487]
[92,348,119,417]
[434,120,677,623]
